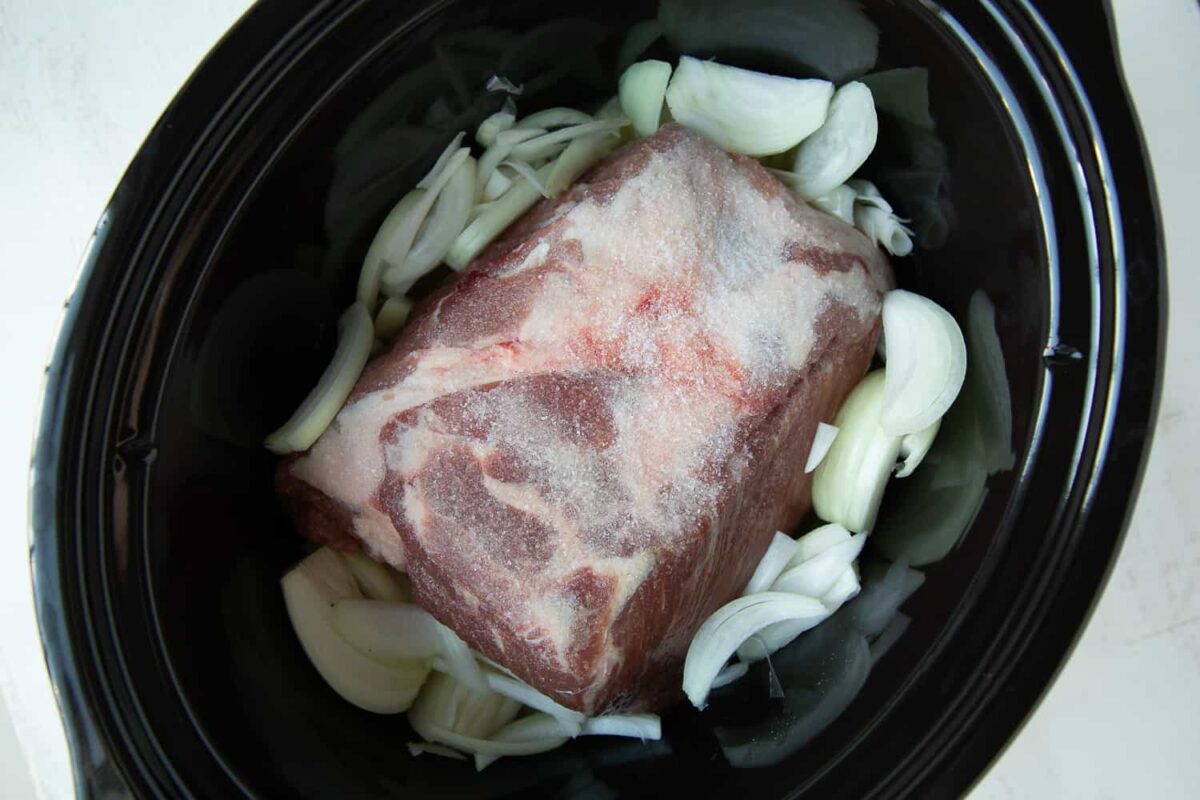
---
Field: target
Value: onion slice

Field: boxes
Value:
[895,417,941,478]
[854,203,914,257]
[332,599,443,662]
[811,370,902,533]
[383,154,477,295]
[514,107,594,130]
[446,163,553,269]
[711,661,749,689]
[499,158,549,198]
[805,422,840,473]
[408,671,522,745]
[373,296,413,341]
[546,132,617,195]
[338,551,409,602]
[484,671,586,728]
[743,532,799,596]
[619,60,672,137]
[433,624,489,693]
[477,127,546,199]
[264,303,373,454]
[470,713,575,770]
[280,549,429,713]
[510,118,627,162]
[789,82,878,200]
[771,533,866,598]
[683,592,828,708]
[810,184,857,225]
[879,290,967,435]
[407,742,466,760]
[417,132,466,189]
[581,714,662,740]
[476,99,517,147]
[664,56,832,156]
[485,75,523,95]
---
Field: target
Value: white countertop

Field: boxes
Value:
[0,1,1196,797]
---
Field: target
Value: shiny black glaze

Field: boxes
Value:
[30,0,1164,797]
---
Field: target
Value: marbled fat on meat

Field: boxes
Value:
[277,125,892,713]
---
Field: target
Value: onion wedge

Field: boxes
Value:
[338,550,409,602]
[446,163,553,269]
[664,57,832,156]
[805,422,840,473]
[484,672,586,728]
[264,303,373,454]
[510,118,627,162]
[545,132,617,195]
[789,82,878,200]
[619,60,672,137]
[514,107,594,130]
[879,290,967,435]
[332,599,444,662]
[373,296,413,341]
[683,592,828,708]
[382,154,476,295]
[742,531,799,596]
[475,99,517,147]
[895,417,941,478]
[581,714,661,740]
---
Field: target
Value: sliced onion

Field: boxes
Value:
[736,616,825,663]
[879,290,967,435]
[264,303,373,454]
[514,107,594,130]
[477,127,546,199]
[619,60,672,137]
[373,296,413,341]
[820,566,861,610]
[545,132,617,195]
[338,550,409,602]
[359,147,472,306]
[811,370,902,533]
[476,98,517,147]
[470,713,575,770]
[810,184,857,225]
[847,178,893,211]
[417,132,466,189]
[433,624,489,693]
[510,118,627,162]
[664,56,832,156]
[846,561,925,638]
[499,158,549,198]
[711,660,749,689]
[332,599,443,661]
[407,742,466,760]
[482,167,515,201]
[895,417,941,478]
[445,163,552,269]
[804,422,840,473]
[683,592,828,708]
[967,290,1015,473]
[771,533,866,597]
[854,203,914,257]
[789,82,878,200]
[486,74,523,95]
[743,531,799,596]
[581,713,662,740]
[382,153,476,296]
[484,671,586,728]
[408,671,521,743]
[281,549,429,713]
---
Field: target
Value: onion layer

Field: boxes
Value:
[789,81,878,199]
[804,422,840,473]
[879,290,967,435]
[619,60,672,137]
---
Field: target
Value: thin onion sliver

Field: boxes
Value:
[742,532,798,596]
[805,422,840,473]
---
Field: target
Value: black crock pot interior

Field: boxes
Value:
[31,1,1164,798]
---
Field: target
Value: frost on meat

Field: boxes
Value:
[276,125,892,714]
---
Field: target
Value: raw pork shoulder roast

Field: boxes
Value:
[278,124,892,714]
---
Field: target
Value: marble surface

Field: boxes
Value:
[0,1,1194,797]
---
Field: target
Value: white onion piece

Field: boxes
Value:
[264,303,373,454]
[742,532,799,596]
[470,713,575,770]
[846,561,925,638]
[581,714,662,740]
[895,417,941,478]
[811,370,902,533]
[477,127,547,199]
[854,204,914,257]
[482,167,515,201]
[514,107,594,130]
[810,184,857,225]
[408,671,522,745]
[771,534,866,597]
[338,551,409,602]
[281,549,429,713]
[373,296,413,341]
[664,57,832,156]
[486,74,523,95]
[407,742,466,760]
[794,523,853,562]
[484,671,586,728]
[434,624,489,693]
[499,158,549,198]
[711,660,749,689]
[476,99,517,147]
[619,59,672,137]
[683,592,827,708]
[546,132,616,196]
[417,132,466,189]
[880,290,967,435]
[446,164,552,269]
[332,599,443,661]
[510,118,628,162]
[383,154,476,295]
[804,422,840,473]
[821,566,862,610]
[736,615,826,663]
[789,82,878,200]
[847,178,893,211]
[359,147,472,305]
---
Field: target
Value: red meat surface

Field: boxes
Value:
[278,124,892,713]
